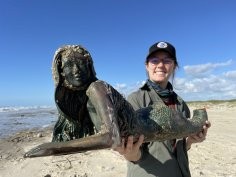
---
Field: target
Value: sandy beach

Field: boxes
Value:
[0,101,236,177]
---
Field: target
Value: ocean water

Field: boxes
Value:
[0,106,58,138]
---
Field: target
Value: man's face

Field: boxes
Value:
[61,55,91,88]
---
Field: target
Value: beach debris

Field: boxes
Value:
[37,133,43,138]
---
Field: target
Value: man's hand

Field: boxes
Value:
[186,120,211,150]
[113,135,144,162]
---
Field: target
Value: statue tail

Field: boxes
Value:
[142,104,208,141]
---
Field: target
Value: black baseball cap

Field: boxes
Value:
[146,41,177,62]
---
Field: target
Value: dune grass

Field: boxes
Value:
[187,99,236,104]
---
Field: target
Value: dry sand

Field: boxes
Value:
[0,102,236,177]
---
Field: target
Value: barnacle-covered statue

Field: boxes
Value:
[24,45,208,158]
[51,45,98,142]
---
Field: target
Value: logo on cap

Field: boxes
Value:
[157,42,168,48]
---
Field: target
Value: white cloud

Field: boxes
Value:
[115,60,236,101]
[114,81,144,98]
[175,59,236,101]
[115,83,127,90]
[174,74,236,101]
[223,70,236,79]
[183,59,233,77]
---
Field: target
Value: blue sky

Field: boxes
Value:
[1,0,236,106]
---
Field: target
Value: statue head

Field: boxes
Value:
[52,45,97,90]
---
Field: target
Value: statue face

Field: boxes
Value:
[61,56,91,88]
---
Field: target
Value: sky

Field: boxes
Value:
[1,0,236,106]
